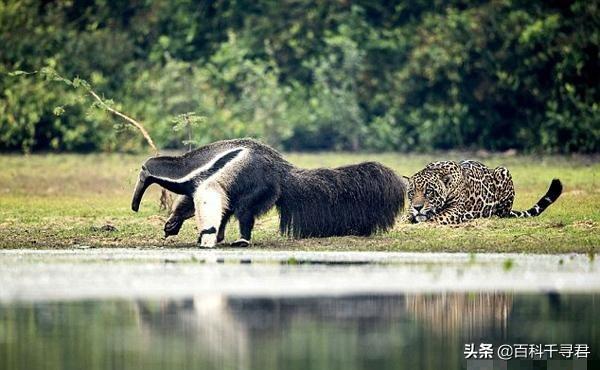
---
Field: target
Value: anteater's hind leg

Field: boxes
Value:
[217,210,233,243]
[232,185,280,247]
[492,166,515,218]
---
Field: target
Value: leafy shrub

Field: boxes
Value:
[1,0,598,153]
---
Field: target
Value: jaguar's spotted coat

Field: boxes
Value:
[406,160,562,224]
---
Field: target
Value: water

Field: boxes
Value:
[1,250,598,369]
[1,293,598,370]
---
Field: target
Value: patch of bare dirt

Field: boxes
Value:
[572,220,598,230]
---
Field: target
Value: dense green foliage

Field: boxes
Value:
[1,0,598,153]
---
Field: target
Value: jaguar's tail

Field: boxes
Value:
[509,179,562,218]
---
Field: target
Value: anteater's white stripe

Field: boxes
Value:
[153,147,246,183]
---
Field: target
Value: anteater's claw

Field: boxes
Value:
[164,217,184,238]
[231,239,250,248]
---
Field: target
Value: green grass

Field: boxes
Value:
[0,152,598,253]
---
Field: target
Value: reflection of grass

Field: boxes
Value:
[0,152,598,252]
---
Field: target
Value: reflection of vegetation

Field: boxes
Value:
[1,152,599,252]
[0,301,145,370]
[1,294,598,370]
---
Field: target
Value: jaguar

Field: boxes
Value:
[405,160,562,224]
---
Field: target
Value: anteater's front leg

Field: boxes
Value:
[165,195,231,244]
[164,195,195,237]
[194,184,227,248]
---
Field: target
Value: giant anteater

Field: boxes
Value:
[131,139,405,247]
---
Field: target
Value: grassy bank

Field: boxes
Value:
[0,152,598,253]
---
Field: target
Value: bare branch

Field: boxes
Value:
[12,68,173,213]
[87,90,159,155]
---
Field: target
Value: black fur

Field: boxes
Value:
[132,139,405,243]
[278,163,404,237]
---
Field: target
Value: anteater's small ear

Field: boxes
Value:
[400,175,410,188]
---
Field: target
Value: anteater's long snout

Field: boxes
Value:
[131,169,152,212]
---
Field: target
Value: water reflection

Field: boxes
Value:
[406,293,512,337]
[1,293,597,370]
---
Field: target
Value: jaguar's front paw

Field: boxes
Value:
[415,215,428,223]
[406,214,424,224]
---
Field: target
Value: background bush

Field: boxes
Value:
[1,0,598,153]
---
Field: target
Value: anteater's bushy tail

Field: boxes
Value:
[509,179,563,218]
[276,162,405,238]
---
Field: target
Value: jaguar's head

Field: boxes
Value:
[406,170,452,223]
